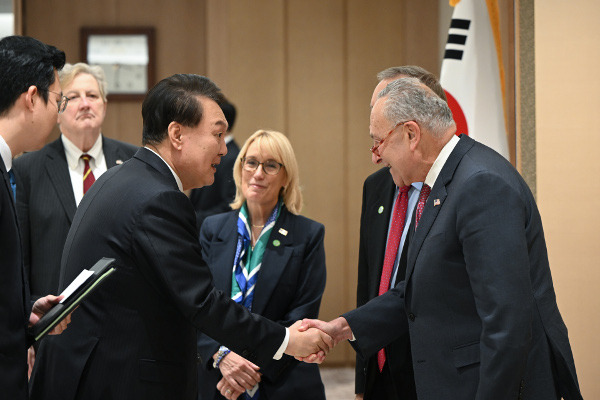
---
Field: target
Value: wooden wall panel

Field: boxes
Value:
[207,0,286,142]
[24,0,208,147]
[535,1,600,397]
[286,0,348,364]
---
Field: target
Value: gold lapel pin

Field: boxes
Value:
[278,228,288,236]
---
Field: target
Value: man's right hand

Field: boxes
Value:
[284,320,333,362]
[216,351,261,392]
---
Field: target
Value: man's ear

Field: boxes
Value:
[24,86,39,112]
[407,121,421,151]
[167,121,183,150]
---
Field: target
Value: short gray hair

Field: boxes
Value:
[377,66,447,102]
[58,63,108,101]
[378,77,454,138]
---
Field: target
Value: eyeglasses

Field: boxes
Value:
[39,88,69,113]
[242,157,284,175]
[370,121,408,155]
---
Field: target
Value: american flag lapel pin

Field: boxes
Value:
[278,228,288,236]
[433,199,441,207]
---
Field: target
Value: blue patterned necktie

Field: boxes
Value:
[8,169,16,202]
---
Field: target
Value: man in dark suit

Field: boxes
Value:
[29,74,331,400]
[302,77,582,399]
[189,99,239,229]
[14,62,137,301]
[355,66,448,400]
[0,35,70,400]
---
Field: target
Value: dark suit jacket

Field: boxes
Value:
[13,136,138,299]
[190,139,240,229]
[355,168,414,398]
[0,156,30,400]
[29,148,286,400]
[344,135,582,400]
[197,208,326,400]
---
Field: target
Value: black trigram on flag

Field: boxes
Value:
[444,18,471,61]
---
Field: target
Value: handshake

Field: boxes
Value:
[284,317,354,363]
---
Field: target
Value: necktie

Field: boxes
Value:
[415,183,431,228]
[377,185,410,372]
[8,169,16,201]
[81,154,96,194]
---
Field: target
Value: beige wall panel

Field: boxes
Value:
[211,0,286,143]
[535,1,600,397]
[402,0,440,73]
[286,0,348,364]
[23,0,208,147]
[345,0,406,337]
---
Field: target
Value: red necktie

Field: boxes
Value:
[81,154,96,194]
[377,185,410,372]
[415,184,431,228]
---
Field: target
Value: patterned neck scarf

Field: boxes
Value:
[231,199,282,310]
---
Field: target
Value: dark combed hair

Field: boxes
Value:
[219,99,237,132]
[142,74,225,146]
[0,35,66,116]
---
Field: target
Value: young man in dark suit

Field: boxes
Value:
[355,66,448,400]
[29,74,332,400]
[0,35,70,400]
[302,77,582,400]
[13,63,138,302]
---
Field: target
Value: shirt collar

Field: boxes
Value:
[143,146,183,192]
[61,133,104,169]
[0,135,12,172]
[225,134,234,145]
[424,134,459,188]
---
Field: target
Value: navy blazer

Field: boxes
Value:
[13,136,137,299]
[345,135,582,400]
[355,168,414,397]
[29,148,286,400]
[0,156,30,400]
[197,208,326,400]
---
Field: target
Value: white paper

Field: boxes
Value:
[59,269,94,303]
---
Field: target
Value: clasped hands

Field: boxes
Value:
[285,317,353,364]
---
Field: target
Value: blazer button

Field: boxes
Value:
[408,313,415,321]
[197,353,202,364]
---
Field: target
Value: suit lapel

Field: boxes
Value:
[406,135,475,282]
[251,208,295,315]
[44,139,77,223]
[210,213,239,294]
[102,136,124,167]
[368,172,396,295]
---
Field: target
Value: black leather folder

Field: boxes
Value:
[29,257,116,342]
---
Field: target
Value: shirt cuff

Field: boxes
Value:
[273,327,290,360]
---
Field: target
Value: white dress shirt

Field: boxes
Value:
[62,134,107,206]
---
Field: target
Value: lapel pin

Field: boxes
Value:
[278,228,288,236]
[378,206,384,214]
[272,239,281,247]
[434,199,441,206]
[116,159,123,165]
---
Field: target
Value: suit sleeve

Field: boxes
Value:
[131,191,286,368]
[354,179,370,394]
[456,171,532,399]
[196,218,225,370]
[344,281,408,360]
[259,222,326,381]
